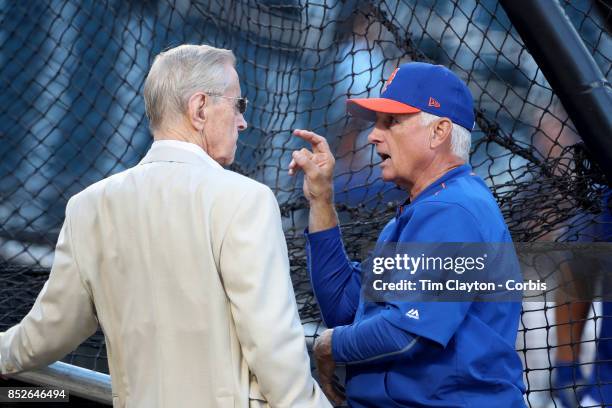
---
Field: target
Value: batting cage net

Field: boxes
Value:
[1,0,610,406]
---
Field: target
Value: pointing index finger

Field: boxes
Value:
[292,129,330,152]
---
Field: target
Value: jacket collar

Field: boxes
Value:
[138,140,223,169]
[395,164,473,218]
[410,164,472,205]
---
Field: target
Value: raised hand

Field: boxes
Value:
[288,129,335,204]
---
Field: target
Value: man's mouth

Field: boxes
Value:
[378,152,391,162]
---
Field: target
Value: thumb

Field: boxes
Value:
[292,150,318,174]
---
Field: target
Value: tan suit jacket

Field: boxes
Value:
[0,142,330,408]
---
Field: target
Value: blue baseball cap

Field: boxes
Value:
[346,62,475,130]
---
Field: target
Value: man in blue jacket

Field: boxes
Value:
[289,62,526,407]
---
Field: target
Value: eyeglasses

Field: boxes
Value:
[205,93,248,114]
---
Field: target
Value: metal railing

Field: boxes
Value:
[8,322,325,405]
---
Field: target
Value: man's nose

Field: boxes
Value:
[367,127,383,144]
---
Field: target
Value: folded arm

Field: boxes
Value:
[331,309,426,365]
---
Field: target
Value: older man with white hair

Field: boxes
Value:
[290,62,526,407]
[0,44,330,408]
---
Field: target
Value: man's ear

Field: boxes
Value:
[430,117,453,149]
[187,92,207,131]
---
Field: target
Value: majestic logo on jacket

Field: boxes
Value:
[406,309,420,320]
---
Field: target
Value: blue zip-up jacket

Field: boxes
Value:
[306,164,526,407]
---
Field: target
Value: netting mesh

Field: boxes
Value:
[1,0,610,406]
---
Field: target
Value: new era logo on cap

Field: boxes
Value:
[428,97,440,108]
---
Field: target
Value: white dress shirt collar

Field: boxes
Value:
[152,140,223,169]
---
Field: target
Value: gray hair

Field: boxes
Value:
[420,111,471,162]
[143,44,236,131]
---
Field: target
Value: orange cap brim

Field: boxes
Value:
[346,98,421,121]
